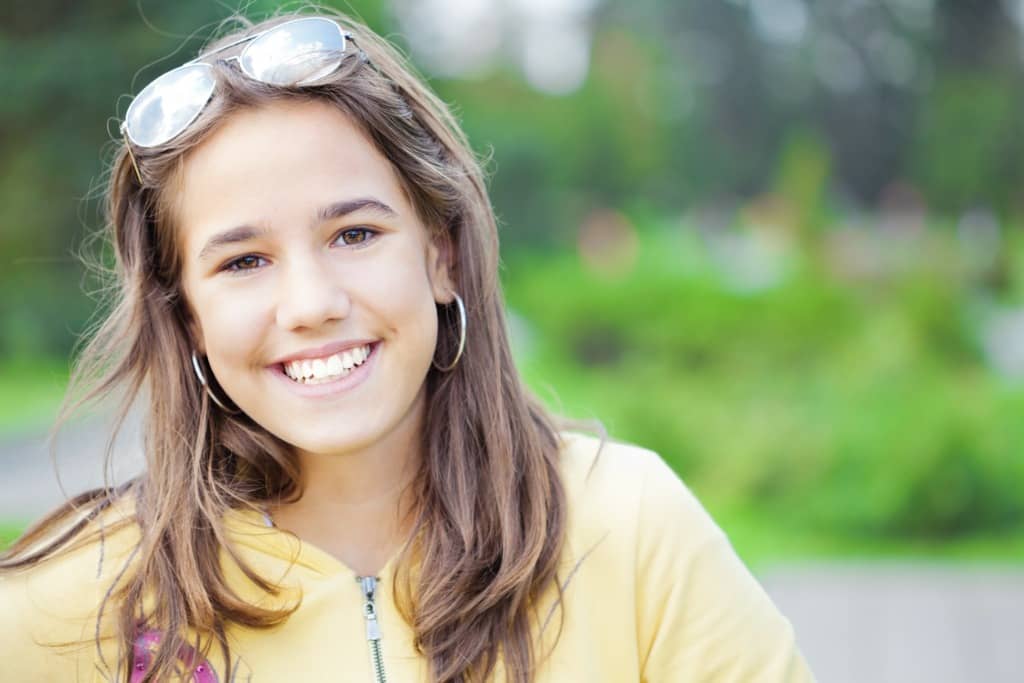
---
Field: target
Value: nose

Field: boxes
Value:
[274,254,351,331]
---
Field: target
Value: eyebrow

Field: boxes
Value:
[317,197,398,223]
[197,197,399,262]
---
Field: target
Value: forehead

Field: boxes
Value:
[174,99,413,253]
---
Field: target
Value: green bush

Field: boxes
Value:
[504,225,1024,540]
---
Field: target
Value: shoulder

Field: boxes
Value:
[555,433,815,681]
[553,431,730,608]
[1,496,143,588]
[556,430,725,553]
[0,498,141,680]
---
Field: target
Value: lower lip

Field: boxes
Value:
[268,343,380,399]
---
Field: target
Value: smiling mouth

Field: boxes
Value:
[280,343,374,385]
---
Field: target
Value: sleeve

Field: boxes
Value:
[633,451,815,683]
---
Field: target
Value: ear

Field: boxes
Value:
[426,232,456,304]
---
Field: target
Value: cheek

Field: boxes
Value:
[387,264,441,343]
[358,243,436,327]
[194,288,271,367]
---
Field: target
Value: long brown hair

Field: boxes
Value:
[1,9,568,682]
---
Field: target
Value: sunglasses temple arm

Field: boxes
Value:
[122,127,144,185]
[184,21,292,66]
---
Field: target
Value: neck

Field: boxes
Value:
[265,391,426,574]
[293,431,421,509]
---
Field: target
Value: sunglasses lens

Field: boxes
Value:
[240,17,347,86]
[125,63,216,148]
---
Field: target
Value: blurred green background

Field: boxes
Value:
[3,0,1024,564]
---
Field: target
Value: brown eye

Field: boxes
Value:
[224,254,266,273]
[335,227,376,246]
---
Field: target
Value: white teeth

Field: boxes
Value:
[282,344,373,384]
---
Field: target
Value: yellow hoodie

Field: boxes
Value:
[0,433,814,682]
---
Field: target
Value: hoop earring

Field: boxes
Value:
[191,351,240,414]
[432,293,466,372]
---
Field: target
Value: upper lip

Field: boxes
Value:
[271,339,377,366]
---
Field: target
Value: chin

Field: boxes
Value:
[283,424,384,457]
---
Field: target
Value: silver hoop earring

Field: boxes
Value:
[191,351,239,414]
[432,293,466,372]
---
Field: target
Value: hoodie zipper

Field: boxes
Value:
[359,575,388,683]
[256,510,389,682]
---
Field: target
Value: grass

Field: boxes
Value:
[0,358,66,551]
[0,357,66,551]
[715,503,1024,570]
[0,357,68,436]
[0,521,27,551]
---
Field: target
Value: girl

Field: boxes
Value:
[0,9,813,682]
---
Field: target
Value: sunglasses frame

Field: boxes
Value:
[120,17,354,150]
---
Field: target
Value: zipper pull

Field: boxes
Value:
[360,576,382,641]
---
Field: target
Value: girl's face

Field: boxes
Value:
[177,99,453,458]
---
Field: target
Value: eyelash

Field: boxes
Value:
[221,227,378,274]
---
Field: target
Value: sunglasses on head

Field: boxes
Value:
[121,17,361,150]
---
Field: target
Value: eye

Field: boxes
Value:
[222,254,267,273]
[334,227,377,247]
